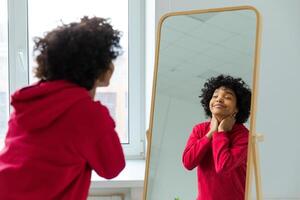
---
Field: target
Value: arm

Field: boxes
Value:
[182,124,211,170]
[73,100,125,179]
[212,125,248,174]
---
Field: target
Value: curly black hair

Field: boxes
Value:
[199,74,252,123]
[33,16,122,90]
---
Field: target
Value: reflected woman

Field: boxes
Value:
[182,75,251,200]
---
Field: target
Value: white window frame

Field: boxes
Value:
[7,0,146,159]
[0,0,10,146]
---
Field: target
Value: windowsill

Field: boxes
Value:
[90,159,145,188]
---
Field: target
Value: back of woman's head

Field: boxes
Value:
[33,16,122,90]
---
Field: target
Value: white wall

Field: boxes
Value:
[149,0,300,199]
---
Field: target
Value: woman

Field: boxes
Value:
[0,16,125,200]
[182,74,251,200]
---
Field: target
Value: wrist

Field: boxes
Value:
[206,131,214,139]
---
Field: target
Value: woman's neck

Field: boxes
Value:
[213,114,227,123]
[89,87,96,99]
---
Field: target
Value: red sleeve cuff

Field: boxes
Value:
[212,131,228,140]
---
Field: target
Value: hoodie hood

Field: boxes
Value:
[11,80,90,131]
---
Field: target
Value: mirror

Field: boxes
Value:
[144,6,261,200]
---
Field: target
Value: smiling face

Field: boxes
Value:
[209,86,238,120]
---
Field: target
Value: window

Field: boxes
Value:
[0,0,8,149]
[5,0,145,157]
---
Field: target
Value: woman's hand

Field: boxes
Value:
[218,115,236,132]
[206,115,219,139]
[210,115,219,132]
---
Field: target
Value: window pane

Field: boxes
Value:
[0,0,8,149]
[28,0,129,143]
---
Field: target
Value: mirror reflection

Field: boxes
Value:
[146,9,257,200]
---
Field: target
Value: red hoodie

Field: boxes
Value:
[0,80,125,200]
[182,122,249,200]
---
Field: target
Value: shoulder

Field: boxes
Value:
[191,121,210,136]
[193,121,210,130]
[233,123,249,134]
[68,98,115,127]
[72,98,109,114]
[231,123,249,141]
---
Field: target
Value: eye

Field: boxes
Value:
[212,95,218,98]
[225,96,232,99]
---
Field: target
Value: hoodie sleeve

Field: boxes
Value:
[72,99,125,179]
[212,125,249,174]
[182,124,211,170]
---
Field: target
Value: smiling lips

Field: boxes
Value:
[213,104,226,108]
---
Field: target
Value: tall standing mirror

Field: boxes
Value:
[144,6,261,200]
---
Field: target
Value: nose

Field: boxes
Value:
[216,96,224,103]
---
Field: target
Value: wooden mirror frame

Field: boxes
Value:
[143,6,262,200]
